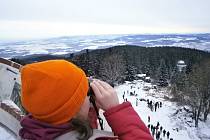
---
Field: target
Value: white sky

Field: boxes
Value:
[0,0,210,40]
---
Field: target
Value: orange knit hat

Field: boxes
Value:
[21,60,88,125]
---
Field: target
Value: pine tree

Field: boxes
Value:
[156,59,169,87]
[124,64,138,81]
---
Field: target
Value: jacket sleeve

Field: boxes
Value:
[103,102,153,140]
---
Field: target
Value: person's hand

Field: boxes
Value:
[90,79,119,111]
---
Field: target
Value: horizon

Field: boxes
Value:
[1,32,210,42]
[0,0,210,40]
[0,21,209,41]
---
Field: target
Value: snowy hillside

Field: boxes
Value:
[0,34,210,58]
[114,80,210,140]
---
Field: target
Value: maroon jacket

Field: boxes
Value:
[19,102,153,140]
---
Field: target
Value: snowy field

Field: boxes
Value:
[114,80,210,140]
[1,34,210,59]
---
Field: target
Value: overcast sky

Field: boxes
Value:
[0,0,209,40]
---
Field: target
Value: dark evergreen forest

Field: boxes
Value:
[12,46,210,83]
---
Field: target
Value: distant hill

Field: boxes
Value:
[1,33,210,58]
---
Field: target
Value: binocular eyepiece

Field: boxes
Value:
[87,78,94,97]
[87,78,114,97]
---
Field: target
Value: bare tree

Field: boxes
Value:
[99,54,125,84]
[184,60,210,126]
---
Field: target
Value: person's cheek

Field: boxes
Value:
[84,97,91,119]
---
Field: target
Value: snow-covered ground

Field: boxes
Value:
[114,80,210,140]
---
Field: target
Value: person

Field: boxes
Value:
[157,122,160,127]
[149,101,152,106]
[136,98,138,106]
[156,125,159,132]
[152,127,155,136]
[163,129,166,137]
[160,102,162,108]
[19,60,153,140]
[157,102,159,108]
[147,124,150,129]
[150,125,153,131]
[156,131,160,140]
[148,115,150,123]
[160,126,163,132]
[154,102,157,112]
[167,131,170,139]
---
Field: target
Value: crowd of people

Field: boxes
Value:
[122,86,175,140]
[147,99,163,112]
[147,118,173,140]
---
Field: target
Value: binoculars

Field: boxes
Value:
[87,78,114,97]
[87,78,94,97]
[87,78,104,130]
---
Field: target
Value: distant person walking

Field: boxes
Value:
[160,102,162,107]
[148,116,150,123]
[151,125,153,132]
[167,131,170,139]
[152,127,155,136]
[148,124,150,129]
[136,98,138,106]
[155,103,157,112]
[158,102,160,108]
[160,126,163,132]
[150,101,152,106]
[156,131,160,140]
[157,122,160,127]
[163,129,166,137]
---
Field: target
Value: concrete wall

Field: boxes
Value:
[0,107,21,139]
[0,63,20,101]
